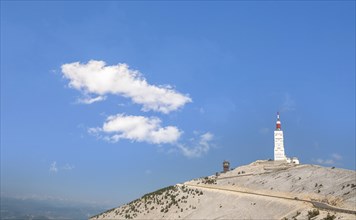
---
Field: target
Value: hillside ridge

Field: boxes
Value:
[91,161,356,220]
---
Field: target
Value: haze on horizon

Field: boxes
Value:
[1,0,355,209]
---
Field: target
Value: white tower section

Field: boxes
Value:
[274,112,286,161]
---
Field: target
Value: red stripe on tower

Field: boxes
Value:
[276,112,281,130]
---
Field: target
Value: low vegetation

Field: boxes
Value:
[307,209,320,220]
[292,211,301,220]
[201,176,217,185]
[323,213,336,220]
[92,184,204,219]
[91,161,356,220]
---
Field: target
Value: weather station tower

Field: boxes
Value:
[274,112,286,161]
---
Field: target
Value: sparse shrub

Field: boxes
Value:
[331,166,335,169]
[307,209,319,219]
[343,191,350,195]
[298,177,301,180]
[201,176,216,184]
[315,183,318,187]
[323,213,336,220]
[292,211,301,219]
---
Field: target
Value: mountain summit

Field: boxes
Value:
[91,161,356,220]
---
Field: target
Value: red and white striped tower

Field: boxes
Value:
[276,112,281,130]
[274,112,286,161]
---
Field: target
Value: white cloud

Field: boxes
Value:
[61,60,215,158]
[90,114,182,144]
[78,95,106,104]
[177,132,214,158]
[49,161,58,173]
[89,115,215,157]
[61,60,192,113]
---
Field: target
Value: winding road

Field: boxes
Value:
[183,183,356,215]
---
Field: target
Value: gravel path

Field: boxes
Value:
[184,183,356,215]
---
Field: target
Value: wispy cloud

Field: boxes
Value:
[315,158,335,165]
[280,93,296,112]
[331,153,342,160]
[177,132,214,158]
[61,60,191,114]
[49,161,75,174]
[259,127,270,135]
[62,163,75,170]
[313,153,343,165]
[49,161,58,173]
[78,95,106,104]
[89,114,182,144]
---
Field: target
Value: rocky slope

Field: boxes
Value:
[90,161,356,220]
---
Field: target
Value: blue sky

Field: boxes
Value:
[1,1,355,206]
